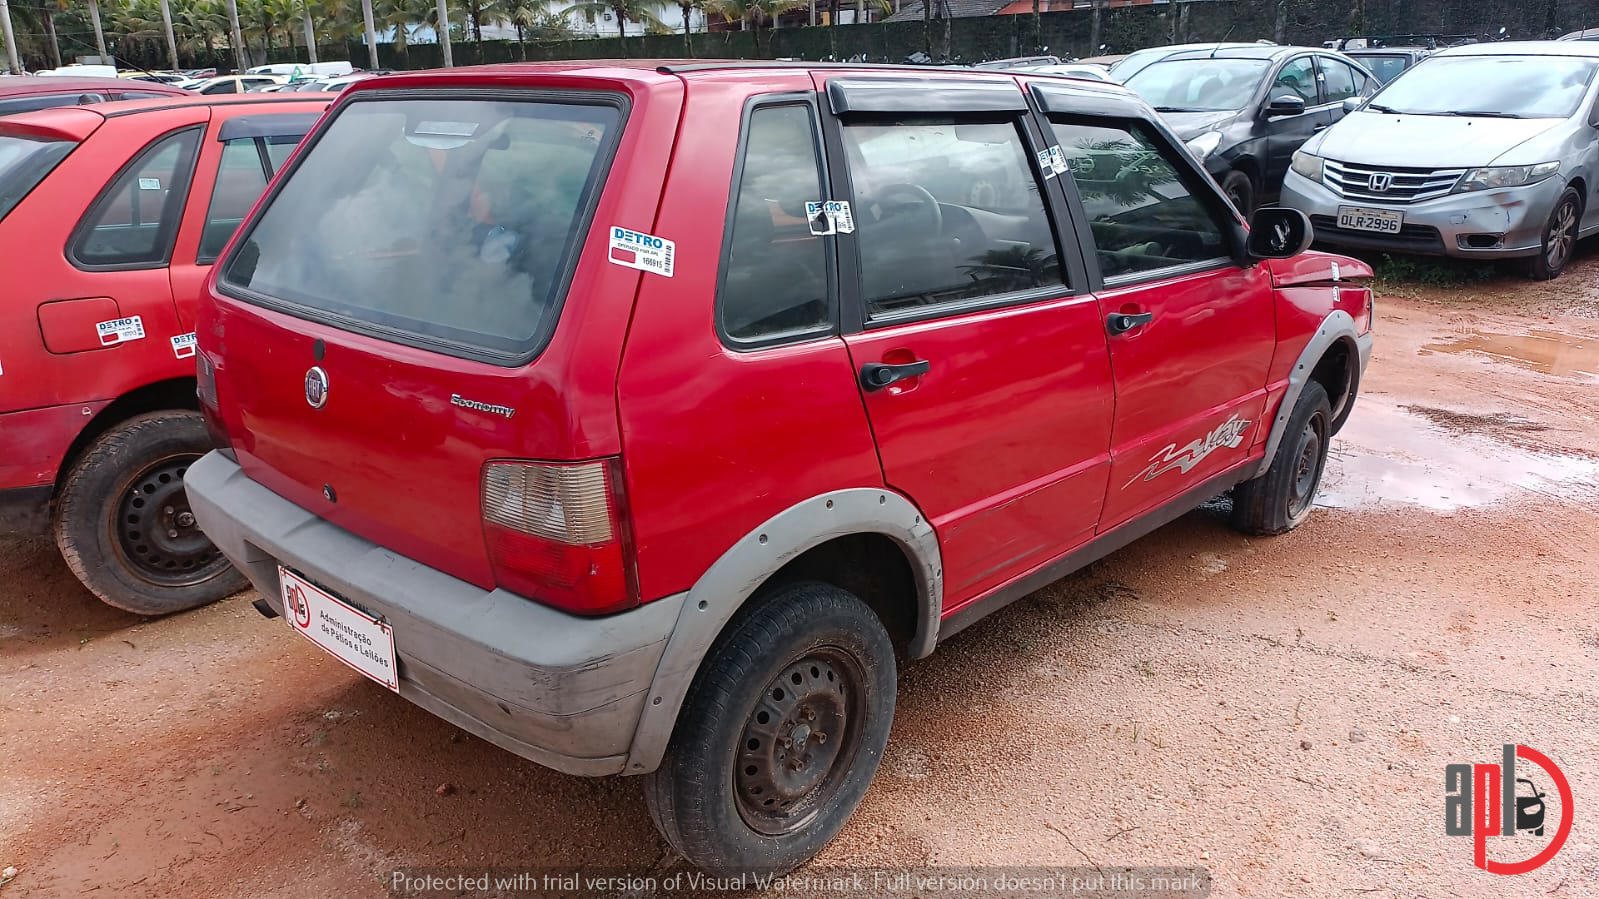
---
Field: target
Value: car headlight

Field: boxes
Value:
[1290,151,1324,184]
[1186,131,1223,160]
[1456,162,1560,192]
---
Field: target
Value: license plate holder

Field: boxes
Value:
[279,566,399,692]
[1337,205,1404,234]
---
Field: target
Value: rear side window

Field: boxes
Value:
[198,138,271,263]
[0,135,75,222]
[1049,119,1229,281]
[841,118,1063,317]
[719,104,832,345]
[224,97,622,361]
[70,127,201,269]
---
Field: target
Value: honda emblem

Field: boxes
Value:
[1368,172,1394,192]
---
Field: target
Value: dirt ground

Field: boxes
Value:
[5,252,1599,899]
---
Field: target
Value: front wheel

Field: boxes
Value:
[1525,187,1582,281]
[642,581,896,875]
[53,411,246,615]
[1231,381,1332,536]
[1220,170,1256,216]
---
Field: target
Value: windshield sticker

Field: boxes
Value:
[96,316,146,347]
[806,200,855,236]
[138,177,161,191]
[416,121,479,137]
[171,332,197,359]
[609,226,675,278]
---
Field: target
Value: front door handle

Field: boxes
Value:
[860,360,930,391]
[1313,123,1330,132]
[1106,312,1154,336]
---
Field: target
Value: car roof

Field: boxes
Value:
[2,92,329,126]
[1436,40,1599,58]
[0,75,189,98]
[1159,44,1318,62]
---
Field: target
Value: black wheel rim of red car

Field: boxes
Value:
[115,454,228,587]
[733,648,865,836]
[1288,414,1326,520]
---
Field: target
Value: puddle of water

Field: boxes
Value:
[1317,401,1599,511]
[1423,329,1599,381]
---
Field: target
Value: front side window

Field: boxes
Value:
[71,127,200,268]
[1321,58,1359,102]
[841,118,1062,317]
[1273,57,1319,103]
[719,104,831,344]
[199,137,271,263]
[224,97,621,361]
[1050,119,1229,281]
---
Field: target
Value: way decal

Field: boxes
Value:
[608,226,675,278]
[171,332,197,359]
[1129,415,1252,485]
[96,316,146,347]
[1037,146,1070,178]
[805,200,855,236]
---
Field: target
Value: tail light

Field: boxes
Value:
[481,458,638,616]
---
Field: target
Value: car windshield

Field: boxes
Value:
[1350,53,1411,84]
[1124,58,1270,111]
[223,97,621,361]
[0,134,75,222]
[1370,55,1598,117]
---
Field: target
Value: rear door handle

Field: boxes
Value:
[1106,312,1154,336]
[1313,123,1330,132]
[860,360,930,391]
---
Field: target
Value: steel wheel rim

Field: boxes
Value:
[1547,198,1578,270]
[733,647,865,836]
[1287,415,1326,520]
[114,453,228,587]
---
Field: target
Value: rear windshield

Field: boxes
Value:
[222,97,622,361]
[0,134,75,222]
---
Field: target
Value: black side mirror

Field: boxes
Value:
[1265,95,1307,117]
[1341,96,1361,114]
[1246,207,1314,260]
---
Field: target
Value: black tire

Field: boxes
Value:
[1221,170,1256,216]
[53,411,245,615]
[1231,381,1332,536]
[642,581,896,875]
[1525,187,1582,281]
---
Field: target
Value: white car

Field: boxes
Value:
[190,74,288,94]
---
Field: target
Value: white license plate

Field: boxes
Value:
[279,566,399,692]
[1337,206,1404,234]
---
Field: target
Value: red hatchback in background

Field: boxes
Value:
[186,63,1374,871]
[0,94,327,614]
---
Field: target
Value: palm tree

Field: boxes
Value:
[297,0,317,62]
[1,0,20,74]
[86,0,108,60]
[159,0,180,69]
[675,0,701,55]
[707,0,799,56]
[223,0,248,69]
[359,0,377,66]
[562,0,661,51]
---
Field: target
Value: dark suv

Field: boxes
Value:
[1122,45,1378,212]
[187,61,1374,874]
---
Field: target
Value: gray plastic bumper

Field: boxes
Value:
[185,451,684,777]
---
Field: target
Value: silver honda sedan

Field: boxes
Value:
[1281,41,1599,279]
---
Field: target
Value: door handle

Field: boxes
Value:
[1106,312,1154,336]
[1313,123,1329,132]
[860,360,930,391]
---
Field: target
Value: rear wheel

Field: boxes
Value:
[53,411,245,616]
[1221,170,1256,216]
[643,581,896,875]
[1231,381,1331,536]
[1526,187,1582,281]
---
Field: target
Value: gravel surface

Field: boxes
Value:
[3,260,1599,898]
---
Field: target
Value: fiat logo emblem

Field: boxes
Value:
[304,366,329,409]
[1368,172,1394,192]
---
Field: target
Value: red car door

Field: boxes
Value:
[819,74,1115,610]
[1042,114,1276,529]
[169,104,321,332]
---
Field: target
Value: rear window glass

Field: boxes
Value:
[223,97,621,360]
[0,134,75,222]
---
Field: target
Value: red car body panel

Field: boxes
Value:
[193,65,1372,625]
[0,96,329,503]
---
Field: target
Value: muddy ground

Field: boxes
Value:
[4,253,1599,899]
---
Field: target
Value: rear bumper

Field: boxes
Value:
[184,451,684,777]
